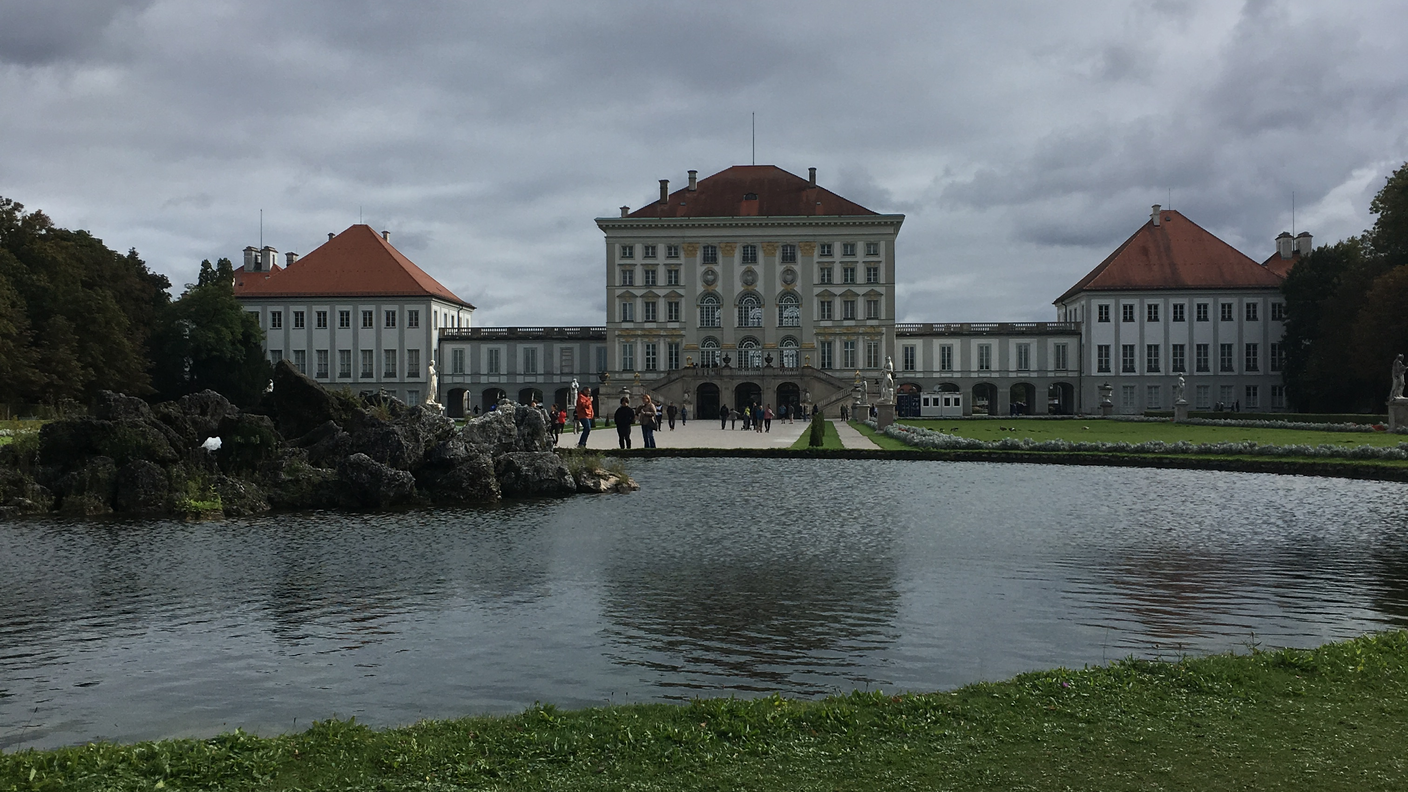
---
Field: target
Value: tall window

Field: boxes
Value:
[1122,304,1135,322]
[866,265,879,284]
[1270,343,1284,373]
[1245,385,1260,409]
[315,350,329,378]
[620,301,634,322]
[741,244,758,264]
[781,244,797,263]
[667,342,680,370]
[270,349,282,364]
[1097,304,1110,323]
[1196,343,1210,372]
[1244,343,1259,372]
[595,347,607,372]
[338,310,351,329]
[642,244,657,259]
[1196,303,1209,322]
[338,350,351,378]
[819,267,834,284]
[666,244,680,259]
[316,310,328,329]
[620,343,635,371]
[865,242,879,256]
[1146,304,1159,322]
[978,344,992,371]
[778,293,800,326]
[451,348,465,374]
[698,293,721,327]
[1053,343,1068,371]
[294,311,305,329]
[1220,343,1234,372]
[1146,385,1161,410]
[1271,385,1286,408]
[903,345,916,371]
[780,338,799,368]
[385,310,396,328]
[619,244,635,259]
[739,338,762,369]
[842,299,856,320]
[1245,303,1259,321]
[818,299,834,320]
[1016,343,1031,371]
[820,340,834,369]
[737,292,763,327]
[1271,302,1286,321]
[270,311,283,329]
[865,340,880,369]
[667,300,681,322]
[362,310,373,328]
[1172,303,1185,322]
[1220,302,1234,321]
[485,348,500,375]
[842,340,857,369]
[559,347,574,374]
[940,345,953,372]
[361,350,374,377]
[620,268,634,286]
[384,349,398,377]
[702,245,718,264]
[1146,344,1160,373]
[1121,344,1136,373]
[644,342,658,371]
[666,268,680,286]
[842,242,857,257]
[819,242,833,257]
[700,337,720,367]
[865,299,880,320]
[522,347,538,374]
[1196,385,1210,409]
[407,349,421,377]
[643,269,657,286]
[1171,343,1186,373]
[643,301,657,322]
[842,266,856,284]
[1220,384,1235,407]
[407,310,419,329]
[1097,344,1110,373]
[293,350,307,373]
[1121,385,1136,411]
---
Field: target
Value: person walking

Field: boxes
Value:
[666,401,678,430]
[680,405,688,426]
[614,397,635,449]
[754,404,764,432]
[638,395,659,449]
[764,404,774,432]
[719,403,730,430]
[575,389,595,447]
[549,404,563,444]
[730,406,738,430]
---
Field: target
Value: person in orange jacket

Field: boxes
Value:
[575,389,595,448]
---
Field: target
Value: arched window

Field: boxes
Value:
[698,292,721,328]
[737,292,763,328]
[700,336,721,368]
[780,336,800,369]
[777,292,800,327]
[738,336,762,370]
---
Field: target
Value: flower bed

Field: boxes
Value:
[1105,415,1405,434]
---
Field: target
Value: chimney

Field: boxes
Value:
[659,179,669,204]
[260,245,277,272]
[809,167,817,187]
[1277,231,1294,259]
[381,230,390,242]
[1151,205,1161,227]
[285,251,299,267]
[244,245,259,272]
[620,205,629,218]
[1295,231,1313,256]
[687,170,697,191]
[327,232,335,241]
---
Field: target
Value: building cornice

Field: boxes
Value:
[595,214,906,232]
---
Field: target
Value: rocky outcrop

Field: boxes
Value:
[494,452,576,497]
[113,459,169,515]
[338,453,416,508]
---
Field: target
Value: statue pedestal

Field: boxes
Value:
[1173,399,1189,423]
[876,403,896,430]
[1100,403,1113,417]
[1389,399,1408,431]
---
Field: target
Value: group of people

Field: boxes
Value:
[717,402,802,432]
[569,390,689,449]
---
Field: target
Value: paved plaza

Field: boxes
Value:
[552,417,880,450]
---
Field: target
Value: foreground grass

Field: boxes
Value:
[902,417,1406,448]
[4,633,1406,791]
[787,419,844,450]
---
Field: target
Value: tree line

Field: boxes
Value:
[1282,163,1408,413]
[0,197,269,411]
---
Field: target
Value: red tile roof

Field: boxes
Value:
[624,165,881,219]
[233,224,473,308]
[1056,210,1285,304]
[1261,251,1299,278]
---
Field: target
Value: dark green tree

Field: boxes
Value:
[152,259,271,406]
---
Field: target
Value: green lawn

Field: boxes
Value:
[901,417,1407,448]
[788,419,845,450]
[4,632,1406,791]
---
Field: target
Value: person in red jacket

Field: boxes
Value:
[575,390,595,448]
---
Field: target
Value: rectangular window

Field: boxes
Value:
[842,242,857,257]
[1271,384,1286,409]
[865,340,880,369]
[702,245,718,264]
[1220,343,1235,372]
[1271,302,1286,321]
[385,310,396,328]
[405,390,419,405]
[819,267,834,284]
[666,268,680,286]
[865,299,880,320]
[595,346,607,373]
[361,349,373,377]
[559,347,574,374]
[270,311,283,329]
[643,268,657,286]
[293,311,305,329]
[1146,385,1161,410]
[1196,384,1211,409]
[865,241,880,256]
[338,310,350,329]
[978,344,992,371]
[1146,304,1159,322]
[522,347,538,375]
[1016,343,1031,371]
[940,345,954,372]
[620,301,634,322]
[1097,304,1110,323]
[1245,302,1259,321]
[293,349,307,373]
[668,342,680,370]
[819,300,833,320]
[270,349,282,365]
[643,301,657,322]
[337,349,351,378]
[1270,343,1284,373]
[621,343,634,371]
[1171,343,1186,373]
[667,301,680,322]
[406,349,420,377]
[382,349,398,377]
[666,244,680,259]
[819,242,833,257]
[1196,303,1209,322]
[1121,385,1136,411]
[1196,343,1210,372]
[1054,343,1068,371]
[620,268,634,286]
[842,299,856,320]
[903,345,916,372]
[820,341,834,369]
[781,244,797,263]
[1245,343,1259,372]
[642,244,657,259]
[1122,304,1135,322]
[1146,344,1160,373]
[451,348,465,374]
[362,310,373,328]
[1220,384,1235,407]
[316,310,328,329]
[842,266,856,284]
[619,244,634,259]
[1121,344,1136,373]
[1245,385,1260,409]
[1172,303,1185,322]
[741,244,758,265]
[1097,344,1111,373]
[865,265,879,284]
[1220,302,1234,321]
[842,340,857,369]
[699,301,720,328]
[645,343,659,371]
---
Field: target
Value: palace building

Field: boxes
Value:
[235,166,1306,417]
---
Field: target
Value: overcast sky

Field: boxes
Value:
[3,0,1406,324]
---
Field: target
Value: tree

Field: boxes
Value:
[152,259,271,406]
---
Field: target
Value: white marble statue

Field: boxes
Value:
[1174,374,1186,404]
[425,358,439,404]
[881,356,896,404]
[1393,354,1406,401]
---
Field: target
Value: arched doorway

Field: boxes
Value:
[734,381,761,410]
[446,387,469,418]
[972,383,997,415]
[896,382,922,418]
[518,387,543,405]
[482,388,506,413]
[1048,381,1075,415]
[776,382,800,413]
[1009,383,1036,415]
[695,383,720,419]
[553,387,570,412]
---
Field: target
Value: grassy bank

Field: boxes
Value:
[4,632,1406,791]
[902,417,1406,448]
[787,419,844,450]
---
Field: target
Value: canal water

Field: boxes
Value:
[2,458,1406,750]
